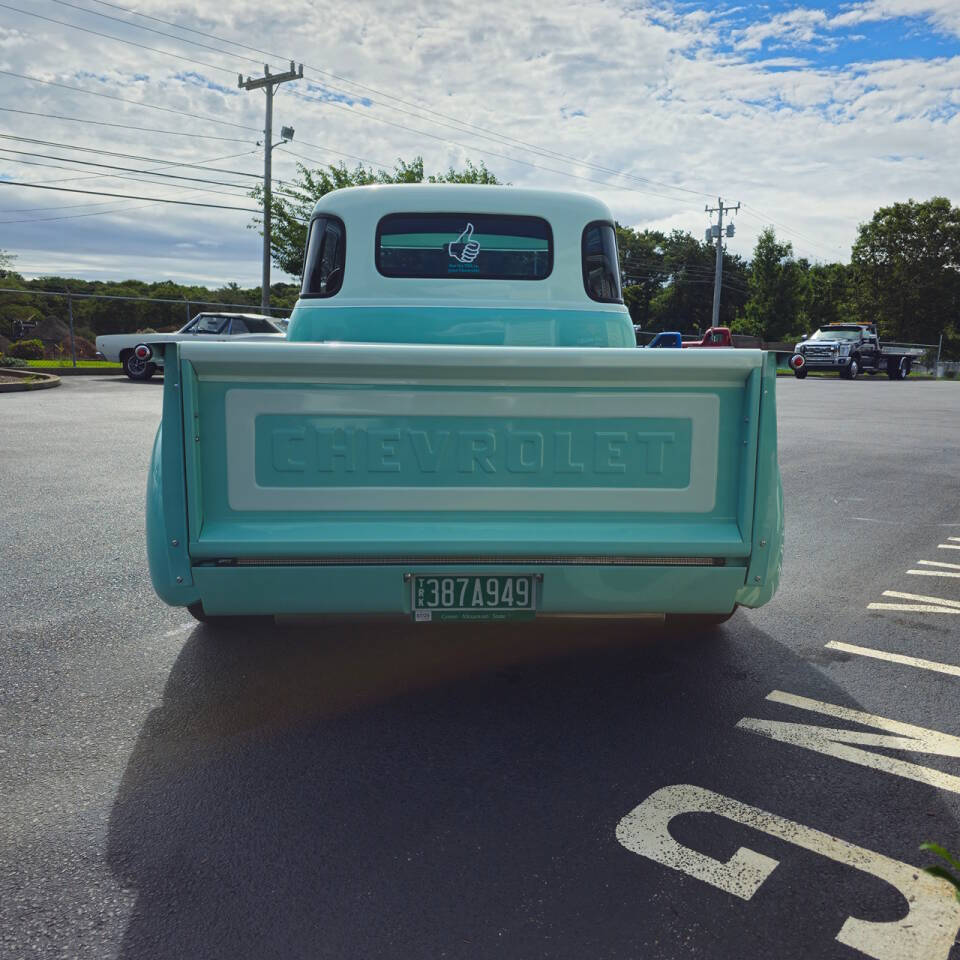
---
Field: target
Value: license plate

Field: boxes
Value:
[411,574,537,622]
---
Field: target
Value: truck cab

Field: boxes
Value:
[682,327,734,348]
[289,185,635,348]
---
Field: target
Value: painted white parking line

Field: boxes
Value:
[918,560,960,570]
[938,543,960,550]
[868,604,960,613]
[826,641,960,678]
[948,537,960,542]
[616,784,960,960]
[907,568,960,578]
[879,591,960,608]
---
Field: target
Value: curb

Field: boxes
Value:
[0,368,62,392]
[28,366,126,376]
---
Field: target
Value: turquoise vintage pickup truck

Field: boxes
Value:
[147,184,782,626]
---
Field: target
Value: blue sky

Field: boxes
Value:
[0,0,957,283]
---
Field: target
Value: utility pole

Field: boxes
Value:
[239,60,302,312]
[705,197,740,328]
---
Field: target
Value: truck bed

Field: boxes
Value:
[148,341,782,616]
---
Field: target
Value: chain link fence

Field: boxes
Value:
[0,287,293,367]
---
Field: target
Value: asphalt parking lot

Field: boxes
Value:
[2,375,960,960]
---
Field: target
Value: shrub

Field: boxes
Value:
[8,338,44,359]
[0,354,29,369]
[50,336,97,359]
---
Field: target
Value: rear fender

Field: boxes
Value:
[146,344,199,606]
[736,353,783,607]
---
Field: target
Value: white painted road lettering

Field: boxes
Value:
[826,641,960,678]
[616,784,960,960]
[738,691,960,793]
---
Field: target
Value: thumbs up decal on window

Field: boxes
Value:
[448,222,481,263]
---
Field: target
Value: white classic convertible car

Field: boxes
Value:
[95,312,287,380]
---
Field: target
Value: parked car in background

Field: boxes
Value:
[682,327,735,348]
[96,312,286,380]
[645,331,683,348]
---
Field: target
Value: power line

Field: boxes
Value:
[0,286,293,313]
[739,205,842,260]
[292,89,705,206]
[24,0,714,201]
[2,65,693,209]
[0,106,253,142]
[0,148,298,195]
[1,147,260,188]
[0,3,240,78]
[0,198,205,224]
[0,156,265,201]
[72,0,716,200]
[0,134,267,179]
[0,69,260,132]
[46,0,282,71]
[0,147,266,218]
[277,143,393,173]
[0,180,261,212]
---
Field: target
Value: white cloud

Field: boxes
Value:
[735,8,832,51]
[831,1,960,38]
[0,0,956,281]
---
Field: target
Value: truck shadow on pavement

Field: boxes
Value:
[106,616,959,960]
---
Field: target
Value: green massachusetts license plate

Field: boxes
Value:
[411,574,537,622]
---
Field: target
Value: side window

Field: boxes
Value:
[229,317,249,334]
[301,216,346,298]
[582,221,623,303]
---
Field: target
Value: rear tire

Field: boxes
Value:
[187,601,272,629]
[794,368,808,379]
[887,357,911,380]
[664,608,737,631]
[122,351,156,381]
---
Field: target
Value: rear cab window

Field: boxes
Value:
[376,213,552,280]
[302,216,346,298]
[582,222,623,303]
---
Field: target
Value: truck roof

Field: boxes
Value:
[310,183,614,223]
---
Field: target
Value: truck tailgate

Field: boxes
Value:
[171,341,768,565]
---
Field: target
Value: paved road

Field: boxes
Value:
[2,376,959,960]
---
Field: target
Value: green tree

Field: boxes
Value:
[799,261,855,331]
[617,225,667,327]
[736,227,803,341]
[250,157,500,278]
[851,196,960,351]
[0,250,15,277]
[635,230,748,333]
